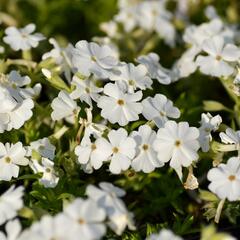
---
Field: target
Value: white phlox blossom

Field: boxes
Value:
[86,182,135,235]
[131,125,164,173]
[207,157,240,201]
[0,142,28,181]
[0,186,24,225]
[29,157,59,188]
[142,94,180,128]
[0,74,34,133]
[110,63,152,93]
[137,53,171,85]
[51,90,79,123]
[196,36,240,77]
[0,219,23,240]
[198,113,222,152]
[153,121,200,179]
[146,229,182,240]
[63,198,106,240]
[72,40,119,78]
[26,137,56,160]
[42,38,74,82]
[93,128,136,174]
[70,75,103,107]
[220,128,240,147]
[3,23,45,51]
[97,83,143,126]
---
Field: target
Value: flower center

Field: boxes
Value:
[175,140,181,147]
[85,87,90,93]
[228,175,236,181]
[112,147,119,153]
[216,55,222,61]
[160,111,166,117]
[91,144,97,151]
[142,144,149,151]
[46,168,51,173]
[78,218,85,224]
[117,99,125,105]
[91,56,97,62]
[128,80,135,86]
[5,157,11,163]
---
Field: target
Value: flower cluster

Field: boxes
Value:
[0,0,240,239]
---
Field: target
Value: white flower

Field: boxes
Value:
[199,113,222,152]
[0,142,28,181]
[131,125,164,173]
[137,53,171,85]
[42,38,74,82]
[3,23,45,51]
[63,198,106,240]
[172,46,199,79]
[30,158,59,188]
[27,138,56,160]
[75,138,105,170]
[6,71,41,101]
[114,7,137,32]
[94,128,136,174]
[196,36,240,77]
[220,128,240,146]
[0,186,24,225]
[51,90,79,122]
[142,94,180,128]
[153,121,200,179]
[0,219,22,240]
[111,63,152,93]
[97,83,143,126]
[147,229,182,240]
[183,18,233,48]
[86,182,135,235]
[72,40,118,78]
[0,85,34,133]
[27,214,74,240]
[207,157,240,201]
[70,75,103,107]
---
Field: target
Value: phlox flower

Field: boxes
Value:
[86,182,135,235]
[131,125,164,173]
[198,113,222,152]
[153,121,200,179]
[27,137,56,160]
[196,36,240,77]
[3,23,45,51]
[0,142,28,181]
[0,186,24,225]
[70,75,103,107]
[93,128,136,174]
[72,40,118,78]
[207,157,240,201]
[63,198,106,240]
[110,63,152,93]
[97,83,142,126]
[146,229,182,240]
[142,94,180,128]
[51,90,79,122]
[137,53,171,85]
[29,157,59,188]
[0,219,22,240]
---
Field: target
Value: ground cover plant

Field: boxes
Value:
[0,0,240,239]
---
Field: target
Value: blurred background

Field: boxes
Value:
[0,0,240,44]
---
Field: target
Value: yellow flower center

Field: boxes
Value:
[112,147,119,153]
[175,140,181,147]
[228,175,236,181]
[117,99,125,105]
[142,144,149,151]
[5,157,11,163]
